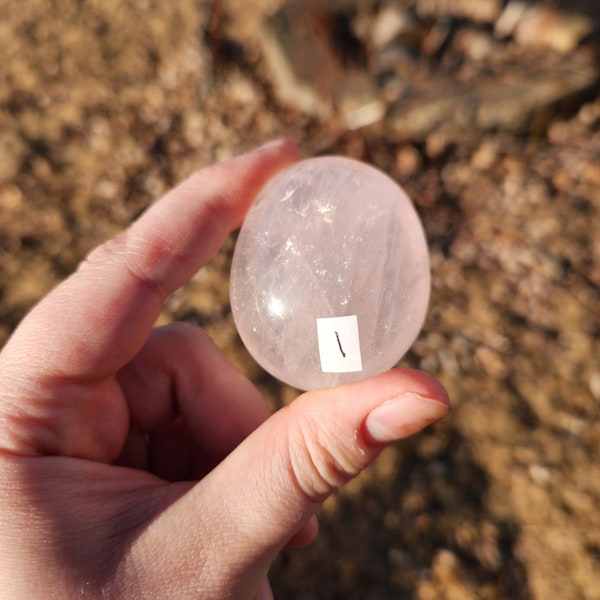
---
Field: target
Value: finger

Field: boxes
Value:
[116,322,271,479]
[0,139,298,458]
[0,139,299,383]
[285,515,319,548]
[142,369,449,596]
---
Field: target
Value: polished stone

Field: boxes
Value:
[230,156,430,391]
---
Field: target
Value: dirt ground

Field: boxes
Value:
[1,1,599,598]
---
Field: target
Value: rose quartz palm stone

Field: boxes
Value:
[230,156,430,391]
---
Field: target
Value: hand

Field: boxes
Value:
[0,139,449,599]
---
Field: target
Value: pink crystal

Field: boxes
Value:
[230,156,430,391]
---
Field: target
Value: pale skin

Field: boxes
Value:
[0,139,449,599]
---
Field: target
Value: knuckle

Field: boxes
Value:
[80,231,168,299]
[80,230,129,269]
[285,406,369,502]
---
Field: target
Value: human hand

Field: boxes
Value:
[0,139,449,599]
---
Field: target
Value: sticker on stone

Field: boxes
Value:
[316,315,363,373]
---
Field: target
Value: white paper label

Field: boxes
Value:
[316,315,363,373]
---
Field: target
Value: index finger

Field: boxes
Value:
[2,139,299,382]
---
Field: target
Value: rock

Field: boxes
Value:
[370,3,415,50]
[452,27,494,61]
[386,60,598,139]
[475,62,597,131]
[230,157,430,391]
[415,0,502,24]
[513,5,594,54]
[0,128,27,185]
[395,144,423,178]
[475,345,509,379]
[494,1,528,38]
[589,372,600,401]
[258,3,335,118]
[494,0,594,54]
[335,71,385,130]
[258,0,384,127]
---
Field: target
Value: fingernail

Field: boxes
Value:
[253,138,290,153]
[365,393,449,443]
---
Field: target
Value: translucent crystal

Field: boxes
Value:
[230,156,430,391]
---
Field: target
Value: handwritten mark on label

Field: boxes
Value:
[317,316,362,373]
[334,331,346,357]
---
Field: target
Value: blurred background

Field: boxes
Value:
[1,0,599,598]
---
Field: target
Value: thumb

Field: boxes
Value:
[150,369,449,599]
